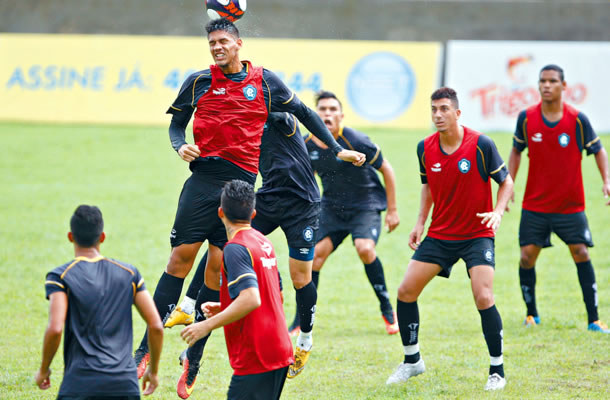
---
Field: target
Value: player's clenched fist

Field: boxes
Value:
[178,143,201,162]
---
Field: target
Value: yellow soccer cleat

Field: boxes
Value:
[287,346,311,379]
[164,306,195,328]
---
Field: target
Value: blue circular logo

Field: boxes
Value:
[243,84,257,101]
[303,226,314,242]
[346,52,416,122]
[558,133,570,148]
[458,158,471,174]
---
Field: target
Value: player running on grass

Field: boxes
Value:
[291,90,400,335]
[508,64,610,333]
[37,205,163,399]
[133,17,365,397]
[386,87,513,391]
[180,180,293,400]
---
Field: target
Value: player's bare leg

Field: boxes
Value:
[568,244,608,333]
[287,257,316,379]
[136,242,202,378]
[354,238,397,334]
[470,265,505,390]
[518,244,542,326]
[387,260,439,384]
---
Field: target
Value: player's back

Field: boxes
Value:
[45,256,144,396]
[258,112,320,202]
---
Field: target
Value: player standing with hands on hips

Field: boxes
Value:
[386,87,513,391]
[508,64,610,333]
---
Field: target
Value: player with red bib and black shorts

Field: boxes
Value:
[508,64,610,333]
[181,180,294,400]
[133,18,365,399]
[386,87,514,391]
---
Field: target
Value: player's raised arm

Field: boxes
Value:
[263,70,365,166]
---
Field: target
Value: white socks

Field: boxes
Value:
[297,330,313,351]
[180,296,196,315]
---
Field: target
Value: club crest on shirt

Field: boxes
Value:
[243,85,257,101]
[458,158,471,174]
[558,133,570,147]
[303,226,314,242]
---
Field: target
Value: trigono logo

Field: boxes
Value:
[243,84,257,101]
[310,150,319,160]
[458,158,471,173]
[303,226,314,242]
[372,228,378,237]
[431,162,442,172]
[170,229,176,239]
[558,133,570,147]
[532,132,543,142]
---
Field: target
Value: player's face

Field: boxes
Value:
[538,70,565,102]
[431,98,460,132]
[316,98,343,135]
[208,30,242,69]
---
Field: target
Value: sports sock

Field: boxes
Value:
[185,250,208,300]
[576,260,599,324]
[519,266,538,317]
[397,299,420,364]
[296,330,313,351]
[364,258,393,317]
[187,284,220,364]
[296,281,317,334]
[139,272,184,349]
[312,270,320,288]
[478,305,504,378]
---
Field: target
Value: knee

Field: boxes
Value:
[355,243,376,264]
[167,252,194,277]
[290,271,310,289]
[570,245,589,263]
[474,290,495,310]
[397,282,419,303]
[519,252,536,269]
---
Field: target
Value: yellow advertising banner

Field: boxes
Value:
[0,34,441,128]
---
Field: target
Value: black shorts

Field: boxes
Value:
[252,193,319,249]
[170,173,227,248]
[412,236,495,278]
[519,209,594,248]
[317,205,382,250]
[227,366,289,400]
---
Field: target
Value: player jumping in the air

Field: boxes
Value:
[294,90,400,335]
[386,88,513,391]
[508,64,610,333]
[133,18,365,398]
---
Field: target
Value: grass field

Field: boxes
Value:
[1,121,608,399]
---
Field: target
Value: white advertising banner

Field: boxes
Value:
[445,41,610,133]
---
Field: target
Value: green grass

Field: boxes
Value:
[1,122,608,399]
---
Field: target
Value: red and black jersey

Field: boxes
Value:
[192,61,268,174]
[516,103,595,214]
[420,127,507,240]
[220,227,294,375]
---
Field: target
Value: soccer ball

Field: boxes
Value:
[206,0,247,22]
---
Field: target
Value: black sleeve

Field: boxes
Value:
[263,69,343,155]
[166,72,205,151]
[45,271,66,300]
[477,135,508,184]
[417,140,427,184]
[350,132,384,170]
[577,112,603,156]
[223,243,258,300]
[169,114,191,152]
[513,110,528,153]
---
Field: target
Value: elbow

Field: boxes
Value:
[148,320,164,336]
[249,291,262,311]
[47,323,63,337]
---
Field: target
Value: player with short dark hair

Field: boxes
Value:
[36,205,164,398]
[299,90,401,335]
[180,180,293,400]
[508,64,610,333]
[135,18,365,398]
[170,111,323,383]
[386,88,513,391]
